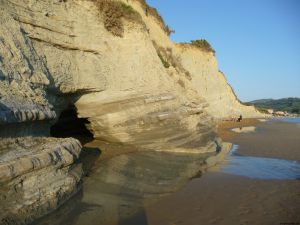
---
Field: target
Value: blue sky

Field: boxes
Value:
[146,0,300,102]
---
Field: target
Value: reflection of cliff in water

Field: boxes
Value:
[33,150,214,225]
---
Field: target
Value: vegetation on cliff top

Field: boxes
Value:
[246,98,300,114]
[190,39,215,54]
[90,0,143,37]
[134,0,175,36]
[90,0,174,37]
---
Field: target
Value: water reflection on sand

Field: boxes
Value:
[33,150,213,225]
[222,145,300,180]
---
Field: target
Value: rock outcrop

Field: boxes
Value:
[0,7,83,224]
[0,0,261,224]
[1,0,219,152]
[0,138,82,225]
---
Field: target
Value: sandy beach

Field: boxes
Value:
[220,119,300,161]
[142,119,300,225]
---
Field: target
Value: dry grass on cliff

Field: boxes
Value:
[133,0,174,36]
[152,41,192,81]
[191,39,215,54]
[165,48,192,80]
[157,51,170,68]
[90,0,143,37]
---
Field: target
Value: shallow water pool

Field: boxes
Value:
[222,145,300,180]
[275,117,300,124]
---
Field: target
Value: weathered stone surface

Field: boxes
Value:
[1,0,219,153]
[0,137,83,225]
[0,9,55,124]
[0,5,84,224]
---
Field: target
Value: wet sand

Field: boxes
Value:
[143,119,300,225]
[217,118,261,140]
[219,119,300,161]
[32,118,300,225]
[146,173,300,225]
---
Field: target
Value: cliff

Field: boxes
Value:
[0,0,261,224]
[176,43,261,118]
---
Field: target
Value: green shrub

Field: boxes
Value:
[121,3,135,14]
[190,39,215,54]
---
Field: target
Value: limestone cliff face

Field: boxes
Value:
[0,0,261,224]
[0,7,83,225]
[1,0,217,153]
[125,0,261,119]
[176,44,261,118]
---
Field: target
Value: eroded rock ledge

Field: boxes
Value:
[0,137,82,225]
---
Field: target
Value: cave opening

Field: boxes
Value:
[50,105,101,178]
[50,106,93,144]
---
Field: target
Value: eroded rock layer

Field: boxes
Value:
[0,5,84,224]
[0,137,82,225]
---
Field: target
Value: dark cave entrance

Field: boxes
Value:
[50,105,101,178]
[50,106,93,144]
